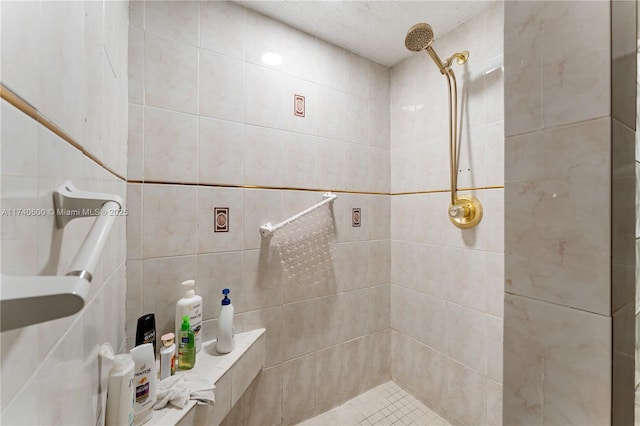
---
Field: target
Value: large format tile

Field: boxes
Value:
[503,294,611,425]
[142,184,197,258]
[144,32,198,114]
[505,119,611,315]
[143,107,197,183]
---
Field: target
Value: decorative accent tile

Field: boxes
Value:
[215,207,229,232]
[294,94,305,117]
[352,208,361,227]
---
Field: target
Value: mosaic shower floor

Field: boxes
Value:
[299,381,451,426]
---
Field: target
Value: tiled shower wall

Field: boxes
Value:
[125,2,391,424]
[637,1,640,388]
[0,1,128,424]
[503,1,636,424]
[388,4,504,425]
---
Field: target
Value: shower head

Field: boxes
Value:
[405,22,468,75]
[404,23,434,51]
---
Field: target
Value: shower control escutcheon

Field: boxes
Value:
[448,195,483,229]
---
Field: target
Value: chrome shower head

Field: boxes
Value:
[404,23,434,52]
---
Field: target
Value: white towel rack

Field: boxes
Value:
[1,180,123,332]
[260,192,337,237]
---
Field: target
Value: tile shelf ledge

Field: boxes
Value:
[149,328,266,426]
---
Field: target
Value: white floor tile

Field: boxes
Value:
[298,381,450,426]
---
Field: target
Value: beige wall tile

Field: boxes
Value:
[282,353,316,421]
[369,285,391,333]
[242,307,283,368]
[241,249,282,312]
[198,117,244,186]
[144,32,198,114]
[244,9,285,71]
[145,1,199,46]
[199,51,244,123]
[200,1,245,60]
[344,142,369,193]
[242,189,282,250]
[143,106,197,183]
[343,288,371,341]
[282,27,318,82]
[369,101,390,149]
[125,260,143,339]
[244,64,284,129]
[197,186,243,253]
[315,138,345,191]
[486,378,503,426]
[504,294,612,425]
[316,87,345,141]
[196,252,243,320]
[243,366,282,426]
[127,104,144,181]
[282,300,316,361]
[232,333,266,406]
[315,294,345,350]
[142,184,197,258]
[446,358,487,425]
[244,125,284,187]
[142,256,197,336]
[281,133,316,189]
[446,303,487,374]
[128,26,144,105]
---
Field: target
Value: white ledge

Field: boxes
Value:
[149,328,266,426]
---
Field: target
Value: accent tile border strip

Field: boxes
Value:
[0,83,127,182]
[128,180,504,195]
[2,83,504,197]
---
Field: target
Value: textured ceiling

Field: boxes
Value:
[235,1,494,67]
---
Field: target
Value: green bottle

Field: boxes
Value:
[177,315,195,369]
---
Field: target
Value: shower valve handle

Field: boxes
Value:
[448,204,469,219]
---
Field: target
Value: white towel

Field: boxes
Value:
[153,374,216,410]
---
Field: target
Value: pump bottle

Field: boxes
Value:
[216,288,235,354]
[175,279,203,352]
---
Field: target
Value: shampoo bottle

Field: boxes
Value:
[177,316,196,370]
[130,343,157,425]
[105,354,135,426]
[175,280,203,353]
[216,288,235,354]
[135,314,156,355]
[159,333,176,380]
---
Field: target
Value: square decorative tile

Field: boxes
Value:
[294,94,306,117]
[214,207,229,232]
[352,208,361,227]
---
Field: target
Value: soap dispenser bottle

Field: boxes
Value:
[175,279,203,353]
[177,316,196,370]
[216,288,235,354]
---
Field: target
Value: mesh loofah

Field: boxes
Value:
[271,202,336,288]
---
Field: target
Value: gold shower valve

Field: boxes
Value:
[448,195,483,229]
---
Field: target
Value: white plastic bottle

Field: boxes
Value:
[106,354,135,426]
[159,333,176,380]
[216,288,235,354]
[175,279,203,353]
[130,343,157,425]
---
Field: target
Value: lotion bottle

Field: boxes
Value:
[175,280,203,353]
[216,288,235,354]
[159,333,176,380]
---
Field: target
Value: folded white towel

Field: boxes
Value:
[153,374,216,410]
[184,374,216,405]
